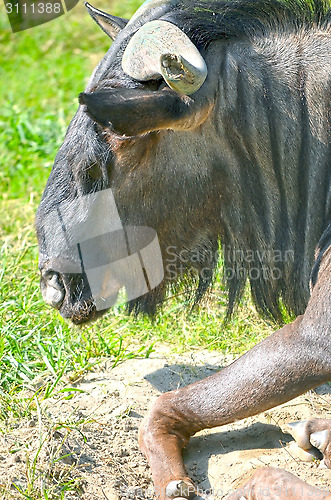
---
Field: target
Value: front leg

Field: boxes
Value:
[139,269,331,499]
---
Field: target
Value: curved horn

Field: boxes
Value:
[122,20,207,95]
[126,0,176,27]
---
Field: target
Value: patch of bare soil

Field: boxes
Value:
[0,347,330,498]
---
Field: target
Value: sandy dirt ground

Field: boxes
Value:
[0,347,330,498]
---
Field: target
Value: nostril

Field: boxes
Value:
[45,270,60,286]
[41,270,65,309]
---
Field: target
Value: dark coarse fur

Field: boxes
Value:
[129,0,331,320]
[161,0,331,320]
[36,0,331,323]
[164,0,330,45]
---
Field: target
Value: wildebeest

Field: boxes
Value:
[36,0,331,497]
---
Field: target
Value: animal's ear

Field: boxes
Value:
[79,88,210,136]
[84,2,128,41]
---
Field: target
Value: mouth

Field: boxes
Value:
[59,297,104,325]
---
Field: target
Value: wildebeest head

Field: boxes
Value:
[36,0,221,323]
[36,0,331,324]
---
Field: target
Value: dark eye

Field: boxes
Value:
[88,162,103,179]
[85,123,115,183]
[85,124,108,180]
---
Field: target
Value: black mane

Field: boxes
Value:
[163,0,330,47]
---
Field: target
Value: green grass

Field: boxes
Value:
[0,1,108,200]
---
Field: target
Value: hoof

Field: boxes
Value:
[285,421,311,449]
[192,495,213,500]
[172,495,211,500]
[166,481,195,499]
[284,420,330,466]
